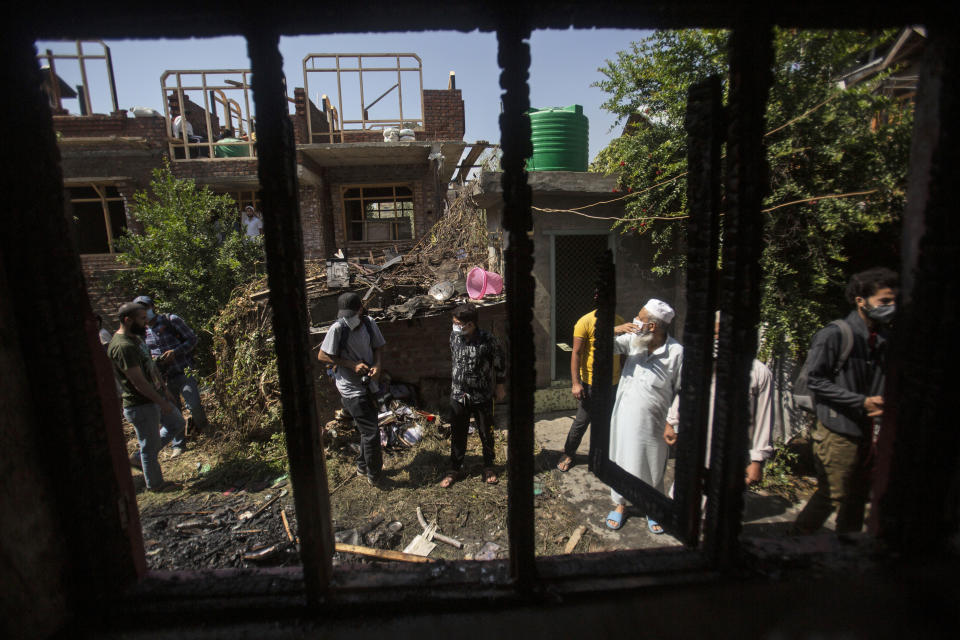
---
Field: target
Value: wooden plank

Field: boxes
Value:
[336,543,436,563]
[452,142,488,183]
[563,525,587,554]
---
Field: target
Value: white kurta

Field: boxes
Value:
[609,334,683,504]
[666,358,775,466]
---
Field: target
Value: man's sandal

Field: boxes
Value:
[556,455,574,472]
[482,468,499,484]
[439,471,461,488]
[647,518,664,535]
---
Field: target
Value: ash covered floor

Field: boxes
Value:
[128,409,817,570]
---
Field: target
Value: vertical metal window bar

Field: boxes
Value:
[703,23,773,570]
[672,76,724,543]
[587,78,726,546]
[497,18,537,591]
[247,28,334,606]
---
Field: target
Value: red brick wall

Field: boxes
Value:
[170,159,259,181]
[80,254,135,331]
[423,89,465,140]
[293,89,330,144]
[298,184,327,260]
[53,113,168,141]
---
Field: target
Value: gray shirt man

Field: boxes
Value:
[320,317,386,398]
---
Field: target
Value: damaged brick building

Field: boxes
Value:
[52,47,469,324]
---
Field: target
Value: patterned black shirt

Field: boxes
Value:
[450,328,506,404]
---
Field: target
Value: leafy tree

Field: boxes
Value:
[112,160,264,371]
[593,29,912,357]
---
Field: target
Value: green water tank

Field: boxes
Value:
[527,104,589,172]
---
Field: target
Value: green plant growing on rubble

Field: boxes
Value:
[112,160,264,372]
[593,29,913,358]
[759,440,800,495]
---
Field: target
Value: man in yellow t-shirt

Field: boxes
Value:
[557,304,624,472]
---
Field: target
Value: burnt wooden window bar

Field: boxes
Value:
[4,0,958,626]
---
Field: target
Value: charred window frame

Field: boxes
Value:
[5,1,958,623]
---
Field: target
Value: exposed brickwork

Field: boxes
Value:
[298,184,326,260]
[80,254,135,331]
[423,89,465,140]
[170,158,260,181]
[293,89,330,144]
[53,113,168,141]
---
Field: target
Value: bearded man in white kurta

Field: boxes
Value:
[606,299,683,534]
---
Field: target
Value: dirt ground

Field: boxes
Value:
[130,406,591,569]
[129,404,819,570]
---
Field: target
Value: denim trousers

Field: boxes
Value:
[125,402,186,489]
[167,372,208,429]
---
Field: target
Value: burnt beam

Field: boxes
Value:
[247,28,333,604]
[704,22,773,570]
[873,26,960,552]
[498,16,538,592]
[675,76,724,546]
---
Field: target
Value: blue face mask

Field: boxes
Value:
[146,309,156,321]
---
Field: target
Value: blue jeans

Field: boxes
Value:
[167,373,208,430]
[125,403,185,489]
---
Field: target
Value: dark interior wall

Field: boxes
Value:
[3,3,959,639]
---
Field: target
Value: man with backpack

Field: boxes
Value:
[318,292,386,485]
[793,267,898,535]
[134,295,209,435]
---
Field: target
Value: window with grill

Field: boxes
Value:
[342,185,414,242]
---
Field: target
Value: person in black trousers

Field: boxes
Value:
[440,303,506,487]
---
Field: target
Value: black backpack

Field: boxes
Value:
[326,316,375,376]
[792,319,854,413]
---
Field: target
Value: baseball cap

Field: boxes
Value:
[133,295,154,307]
[337,292,362,318]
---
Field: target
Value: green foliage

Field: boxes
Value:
[759,440,800,494]
[209,280,283,440]
[112,160,264,371]
[593,29,912,357]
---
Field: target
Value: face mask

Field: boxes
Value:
[344,315,361,330]
[633,318,653,334]
[865,303,895,324]
[452,324,463,335]
[146,309,156,321]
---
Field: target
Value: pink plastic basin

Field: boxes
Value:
[466,267,503,299]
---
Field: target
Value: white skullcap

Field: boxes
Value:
[643,298,675,324]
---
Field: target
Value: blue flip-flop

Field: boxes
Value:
[606,510,624,530]
[647,518,664,535]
